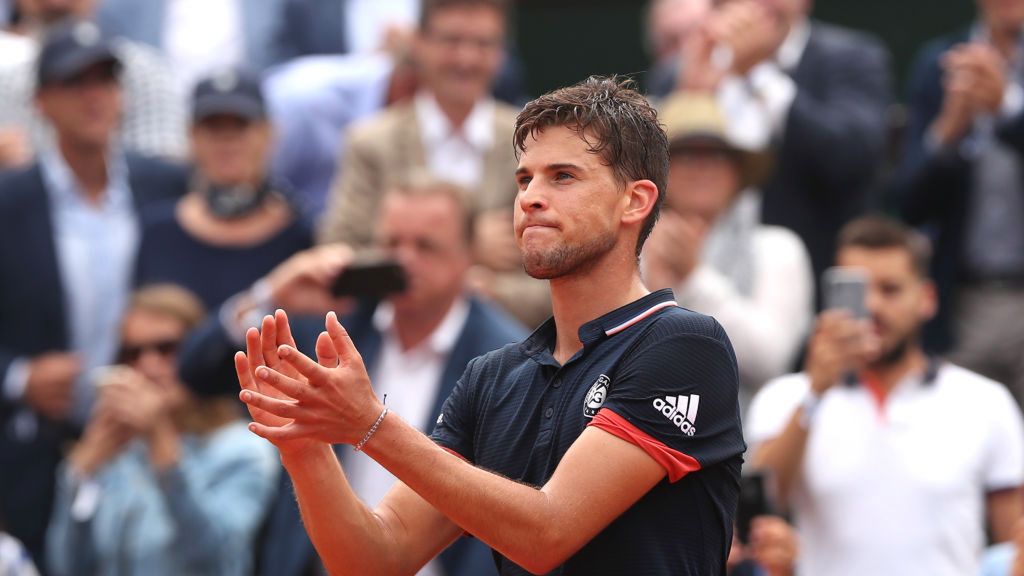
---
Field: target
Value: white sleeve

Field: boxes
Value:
[983,385,1024,491]
[746,375,810,447]
[677,228,814,391]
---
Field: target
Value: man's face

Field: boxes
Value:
[716,0,807,25]
[119,309,186,391]
[836,247,936,365]
[649,0,711,63]
[666,145,741,222]
[415,5,504,109]
[190,115,271,187]
[514,125,630,280]
[35,61,121,149]
[375,193,472,314]
[977,0,1024,33]
[18,0,95,23]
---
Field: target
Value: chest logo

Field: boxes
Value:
[584,374,611,418]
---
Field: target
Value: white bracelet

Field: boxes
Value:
[354,406,389,452]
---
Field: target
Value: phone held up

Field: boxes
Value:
[823,266,868,319]
[331,259,408,299]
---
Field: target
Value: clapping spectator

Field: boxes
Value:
[46,285,278,576]
[895,0,1024,408]
[134,68,312,310]
[644,93,813,405]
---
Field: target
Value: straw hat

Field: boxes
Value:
[659,92,773,189]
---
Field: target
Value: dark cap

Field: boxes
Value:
[36,20,121,88]
[191,68,266,123]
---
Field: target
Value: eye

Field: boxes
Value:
[517,175,532,188]
[555,172,574,182]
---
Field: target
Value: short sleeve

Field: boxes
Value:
[745,375,810,447]
[589,332,745,482]
[429,358,481,462]
[982,384,1024,491]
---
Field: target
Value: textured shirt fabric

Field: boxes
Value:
[46,421,279,576]
[748,363,1024,576]
[0,36,186,160]
[431,289,745,575]
[39,149,137,425]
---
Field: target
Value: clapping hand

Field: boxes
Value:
[237,310,384,452]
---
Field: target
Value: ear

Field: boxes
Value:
[620,179,659,228]
[919,279,938,323]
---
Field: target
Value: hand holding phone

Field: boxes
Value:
[331,259,407,299]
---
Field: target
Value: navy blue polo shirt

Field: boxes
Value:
[431,289,746,575]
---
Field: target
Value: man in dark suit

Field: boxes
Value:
[0,20,186,566]
[178,181,526,576]
[895,0,1024,405]
[651,0,892,305]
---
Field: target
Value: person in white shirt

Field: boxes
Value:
[644,92,813,407]
[747,215,1024,576]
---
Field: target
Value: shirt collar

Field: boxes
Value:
[414,90,495,150]
[777,18,811,71]
[372,296,471,356]
[39,147,132,210]
[521,289,679,358]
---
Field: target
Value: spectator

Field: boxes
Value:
[0,0,186,166]
[180,181,526,575]
[748,216,1024,576]
[0,21,186,564]
[644,93,813,405]
[134,68,312,310]
[728,516,799,576]
[46,285,279,576]
[654,0,892,306]
[644,0,710,96]
[895,0,1024,405]
[318,0,550,328]
[95,0,287,91]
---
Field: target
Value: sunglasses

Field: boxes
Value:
[117,339,180,364]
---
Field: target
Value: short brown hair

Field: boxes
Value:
[514,76,670,258]
[127,284,207,331]
[385,176,476,246]
[837,215,933,277]
[419,0,507,30]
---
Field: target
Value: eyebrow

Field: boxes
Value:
[515,162,586,176]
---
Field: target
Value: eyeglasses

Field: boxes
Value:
[117,339,181,364]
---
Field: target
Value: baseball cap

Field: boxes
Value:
[36,20,121,88]
[191,68,266,123]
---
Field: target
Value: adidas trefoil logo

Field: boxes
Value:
[652,394,699,436]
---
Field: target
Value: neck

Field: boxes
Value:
[432,92,475,129]
[548,253,650,364]
[864,346,927,393]
[393,292,461,351]
[986,19,1021,58]
[58,136,109,203]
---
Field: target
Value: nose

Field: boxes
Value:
[517,179,549,214]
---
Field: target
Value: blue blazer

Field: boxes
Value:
[178,297,527,576]
[895,28,1024,352]
[0,155,187,565]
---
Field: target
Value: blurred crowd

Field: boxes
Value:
[0,0,1023,574]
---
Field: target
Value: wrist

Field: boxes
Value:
[279,440,335,470]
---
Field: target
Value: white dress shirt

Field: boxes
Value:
[343,297,470,576]
[414,91,495,191]
[163,0,245,91]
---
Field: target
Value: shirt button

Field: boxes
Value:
[545,407,554,418]
[552,378,562,389]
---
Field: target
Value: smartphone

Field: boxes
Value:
[331,260,407,298]
[89,364,130,389]
[735,472,773,544]
[823,267,868,319]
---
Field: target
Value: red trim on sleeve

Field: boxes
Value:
[588,409,701,483]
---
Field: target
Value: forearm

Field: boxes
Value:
[280,443,403,576]
[364,415,583,574]
[751,411,810,509]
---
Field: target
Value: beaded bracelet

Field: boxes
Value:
[355,396,389,452]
